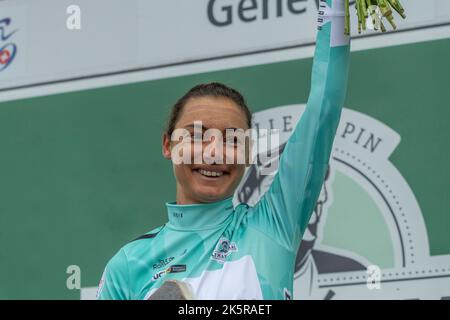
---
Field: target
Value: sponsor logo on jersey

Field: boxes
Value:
[211,238,238,263]
[151,264,187,282]
[172,211,183,219]
[153,256,175,270]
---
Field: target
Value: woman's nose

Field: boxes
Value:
[202,139,224,164]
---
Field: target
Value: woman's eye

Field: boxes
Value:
[225,137,241,146]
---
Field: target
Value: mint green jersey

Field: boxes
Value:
[97,0,350,300]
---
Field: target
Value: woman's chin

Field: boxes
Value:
[194,187,231,203]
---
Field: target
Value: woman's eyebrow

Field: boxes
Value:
[183,124,209,131]
[183,124,242,133]
[184,123,208,129]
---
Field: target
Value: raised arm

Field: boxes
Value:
[250,0,351,251]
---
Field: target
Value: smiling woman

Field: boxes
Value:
[97,0,351,300]
[162,83,253,204]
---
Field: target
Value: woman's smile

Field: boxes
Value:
[163,94,250,204]
[192,165,230,180]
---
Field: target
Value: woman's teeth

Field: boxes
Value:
[198,169,224,177]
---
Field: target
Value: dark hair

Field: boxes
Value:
[165,82,252,135]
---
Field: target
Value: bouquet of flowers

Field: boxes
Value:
[345,0,407,35]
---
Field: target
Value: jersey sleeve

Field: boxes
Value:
[96,248,131,300]
[249,0,351,252]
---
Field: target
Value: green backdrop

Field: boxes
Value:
[0,37,449,299]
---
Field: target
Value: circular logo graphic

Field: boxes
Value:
[235,104,450,299]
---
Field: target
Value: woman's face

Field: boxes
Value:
[162,96,250,204]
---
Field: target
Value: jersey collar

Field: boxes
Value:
[166,197,234,230]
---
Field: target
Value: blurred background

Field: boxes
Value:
[0,0,449,299]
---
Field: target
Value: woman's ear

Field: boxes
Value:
[162,133,172,160]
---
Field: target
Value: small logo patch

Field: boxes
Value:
[150,264,187,282]
[211,238,238,263]
[153,257,175,270]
